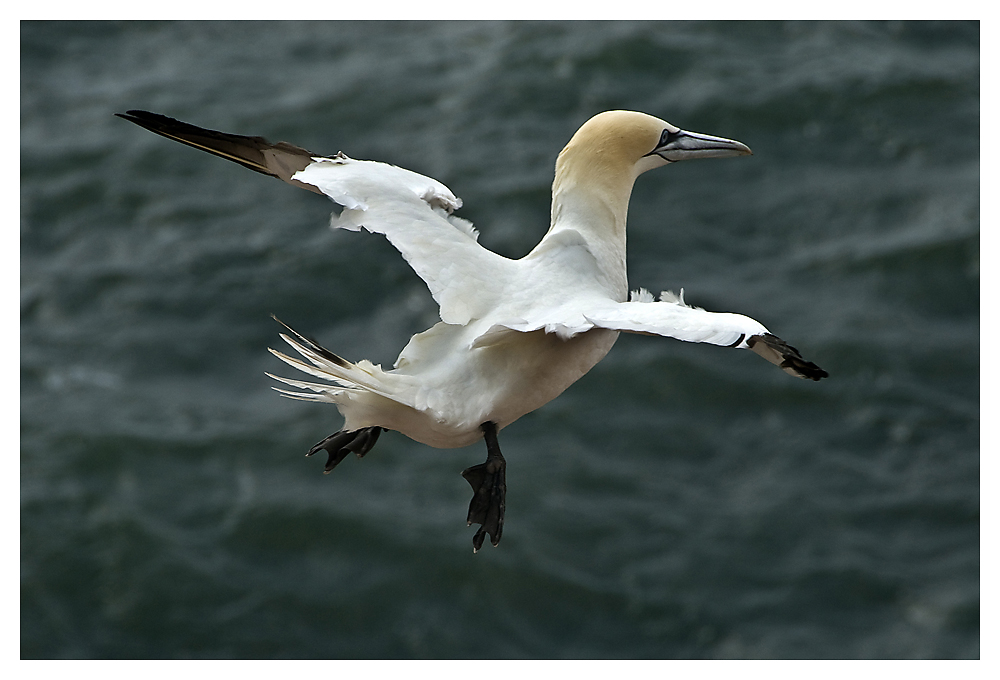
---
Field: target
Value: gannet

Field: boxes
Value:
[117,109,828,551]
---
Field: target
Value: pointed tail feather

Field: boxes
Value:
[264,372,350,403]
[268,347,357,388]
[267,317,400,402]
[270,387,338,403]
[271,315,353,371]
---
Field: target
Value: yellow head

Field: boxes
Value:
[550,111,751,239]
[556,110,752,187]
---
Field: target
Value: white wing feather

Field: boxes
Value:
[292,156,512,325]
[491,289,768,348]
[584,299,767,347]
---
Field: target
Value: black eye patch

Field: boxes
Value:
[643,129,685,158]
[657,129,683,148]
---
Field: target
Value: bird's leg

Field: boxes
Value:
[461,422,506,552]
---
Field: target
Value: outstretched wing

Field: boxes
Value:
[290,156,510,325]
[492,289,828,381]
[117,110,509,325]
[587,290,828,380]
[583,290,766,347]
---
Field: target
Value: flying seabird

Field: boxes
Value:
[117,109,828,552]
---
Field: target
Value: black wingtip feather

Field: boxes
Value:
[115,110,324,191]
[748,333,829,381]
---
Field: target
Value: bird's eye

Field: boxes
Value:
[657,129,682,148]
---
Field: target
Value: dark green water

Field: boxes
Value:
[21,21,979,658]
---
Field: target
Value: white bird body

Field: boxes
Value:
[117,108,827,549]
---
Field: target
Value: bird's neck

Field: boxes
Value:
[540,154,639,301]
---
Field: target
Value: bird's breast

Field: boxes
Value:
[402,326,620,445]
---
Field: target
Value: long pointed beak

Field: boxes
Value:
[647,128,752,162]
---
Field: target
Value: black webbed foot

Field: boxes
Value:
[307,426,382,473]
[461,421,506,552]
